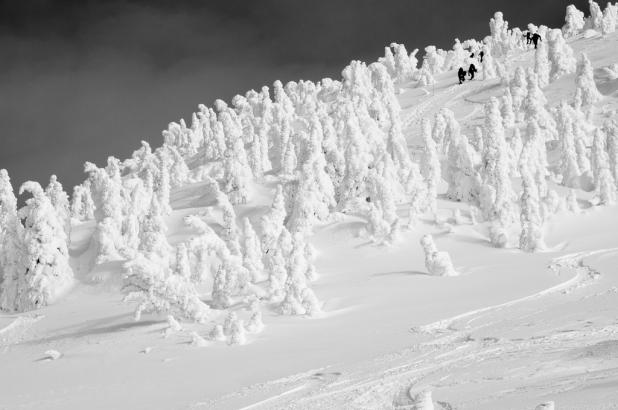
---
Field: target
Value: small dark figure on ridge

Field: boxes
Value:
[532,33,542,49]
[468,63,477,80]
[479,50,484,63]
[458,67,466,84]
[525,31,532,44]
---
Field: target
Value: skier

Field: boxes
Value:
[479,50,484,63]
[531,33,542,49]
[468,63,477,80]
[524,31,532,44]
[458,67,466,84]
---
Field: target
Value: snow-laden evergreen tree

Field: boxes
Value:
[420,234,458,276]
[601,2,618,35]
[605,120,618,185]
[14,181,74,311]
[390,42,416,84]
[525,119,549,200]
[509,67,528,121]
[534,38,551,88]
[524,70,557,141]
[556,101,583,187]
[445,134,481,202]
[0,170,23,311]
[138,198,173,263]
[174,242,191,280]
[566,189,581,213]
[588,1,604,31]
[482,44,497,81]
[420,118,440,217]
[564,4,585,37]
[501,88,516,129]
[508,128,523,176]
[519,153,545,252]
[547,29,576,81]
[123,253,211,322]
[245,310,265,334]
[591,127,607,188]
[260,184,287,253]
[220,199,242,256]
[575,53,602,118]
[45,175,70,235]
[422,45,445,75]
[480,98,515,227]
[241,217,264,283]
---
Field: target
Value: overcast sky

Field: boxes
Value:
[0,0,588,193]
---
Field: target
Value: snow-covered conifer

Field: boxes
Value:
[420,234,458,276]
[0,170,22,312]
[229,319,247,345]
[123,254,210,322]
[15,182,74,310]
[534,39,551,88]
[556,101,582,187]
[566,189,581,212]
[519,157,545,252]
[241,217,264,283]
[588,1,604,31]
[548,29,576,81]
[564,5,585,37]
[575,53,602,117]
[245,310,265,333]
[420,119,440,217]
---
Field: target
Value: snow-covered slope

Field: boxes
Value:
[2,5,618,410]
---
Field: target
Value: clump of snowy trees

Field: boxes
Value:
[1,5,615,353]
[0,173,73,311]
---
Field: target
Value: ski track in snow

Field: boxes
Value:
[206,247,618,409]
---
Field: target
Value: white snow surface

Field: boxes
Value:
[2,27,618,410]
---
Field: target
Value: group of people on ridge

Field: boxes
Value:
[457,32,542,85]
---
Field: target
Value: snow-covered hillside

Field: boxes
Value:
[2,3,618,409]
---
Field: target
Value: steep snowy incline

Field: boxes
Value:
[1,12,618,410]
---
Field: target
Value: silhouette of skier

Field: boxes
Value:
[458,67,466,84]
[525,31,532,45]
[531,33,542,49]
[468,63,477,80]
[479,50,484,63]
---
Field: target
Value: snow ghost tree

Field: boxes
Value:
[575,53,602,117]
[420,235,458,277]
[588,1,604,31]
[480,98,515,228]
[519,155,545,252]
[0,170,23,311]
[547,29,576,81]
[45,175,70,236]
[420,119,440,217]
[555,101,582,187]
[534,39,551,88]
[15,182,74,311]
[563,4,585,37]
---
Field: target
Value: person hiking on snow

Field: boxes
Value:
[531,33,542,49]
[458,67,466,84]
[468,63,477,80]
[479,50,484,63]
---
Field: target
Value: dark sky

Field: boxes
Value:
[0,0,588,193]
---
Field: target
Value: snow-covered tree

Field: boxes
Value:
[519,155,545,252]
[14,182,74,311]
[564,4,585,37]
[601,2,618,35]
[420,234,458,276]
[241,217,264,283]
[480,98,515,226]
[420,118,440,217]
[534,39,551,88]
[123,254,210,322]
[556,101,582,187]
[0,170,23,312]
[575,53,602,117]
[547,29,576,81]
[445,135,481,202]
[588,1,604,31]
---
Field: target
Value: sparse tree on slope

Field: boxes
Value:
[0,170,23,312]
